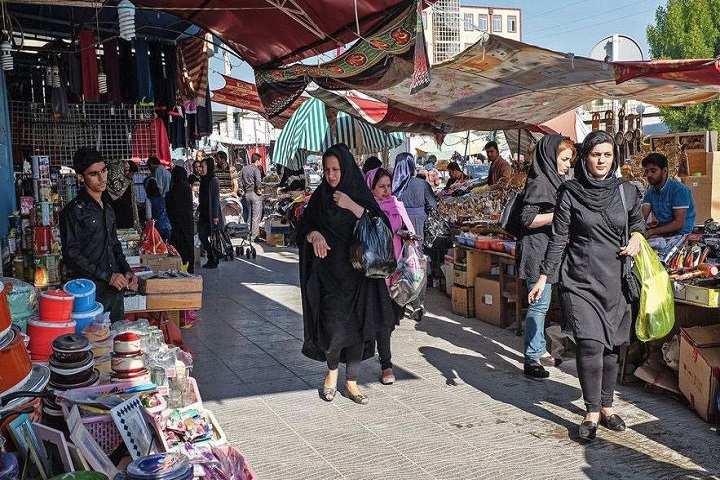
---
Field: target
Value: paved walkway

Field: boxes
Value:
[183,245,720,480]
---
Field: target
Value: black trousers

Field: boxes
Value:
[326,343,364,381]
[96,282,125,323]
[576,338,620,413]
[198,221,215,263]
[376,328,392,370]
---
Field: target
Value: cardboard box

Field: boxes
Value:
[266,233,286,247]
[265,220,292,235]
[682,175,720,223]
[145,292,202,310]
[683,284,720,307]
[451,285,474,317]
[141,254,183,272]
[678,324,720,422]
[139,275,203,295]
[474,277,503,327]
[453,263,470,286]
[123,294,147,312]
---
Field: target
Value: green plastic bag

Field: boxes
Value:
[632,233,675,342]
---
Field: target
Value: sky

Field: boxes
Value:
[209,0,669,99]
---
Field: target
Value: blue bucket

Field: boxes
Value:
[70,302,104,334]
[63,279,96,313]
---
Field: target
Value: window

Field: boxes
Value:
[492,14,502,32]
[507,15,517,33]
[464,13,474,31]
[477,14,488,32]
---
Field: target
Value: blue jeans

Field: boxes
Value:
[524,280,552,364]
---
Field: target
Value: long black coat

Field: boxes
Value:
[166,170,195,273]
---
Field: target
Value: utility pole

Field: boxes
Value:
[223,51,234,140]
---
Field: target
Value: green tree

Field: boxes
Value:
[646,0,720,132]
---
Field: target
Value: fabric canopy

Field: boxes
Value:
[362,34,720,131]
[211,75,307,128]
[135,0,426,68]
[273,97,404,169]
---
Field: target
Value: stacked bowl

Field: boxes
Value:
[27,290,76,361]
[63,279,104,334]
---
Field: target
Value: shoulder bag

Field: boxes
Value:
[499,190,525,238]
[619,185,641,303]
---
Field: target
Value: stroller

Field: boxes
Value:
[221,196,256,259]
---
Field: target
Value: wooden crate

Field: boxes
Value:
[145,292,202,310]
[451,285,475,318]
[139,276,203,295]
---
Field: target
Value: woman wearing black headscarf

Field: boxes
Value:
[517,135,575,379]
[198,157,221,269]
[299,144,395,405]
[529,130,645,441]
[166,166,195,273]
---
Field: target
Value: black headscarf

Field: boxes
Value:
[171,165,188,185]
[198,157,215,202]
[523,135,568,206]
[361,156,382,174]
[562,130,624,212]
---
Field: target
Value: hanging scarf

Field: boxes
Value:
[563,130,623,212]
[391,152,415,198]
[523,135,567,206]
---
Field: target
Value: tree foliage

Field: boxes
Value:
[646,0,720,132]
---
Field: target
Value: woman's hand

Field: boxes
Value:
[333,191,364,218]
[619,232,642,257]
[307,231,331,258]
[528,275,548,304]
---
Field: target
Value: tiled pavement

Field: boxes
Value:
[183,245,720,480]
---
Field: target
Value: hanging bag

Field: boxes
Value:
[633,234,675,342]
[619,186,641,303]
[350,213,397,278]
[499,191,525,238]
[389,240,427,306]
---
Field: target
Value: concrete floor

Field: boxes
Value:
[183,245,720,480]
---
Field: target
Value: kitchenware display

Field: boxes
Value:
[0,365,51,443]
[48,368,100,391]
[52,334,91,361]
[48,352,95,386]
[0,327,33,398]
[27,319,76,361]
[70,302,104,335]
[62,279,97,313]
[109,369,150,383]
[126,453,192,480]
[113,332,142,355]
[0,283,13,339]
[111,353,145,373]
[38,290,74,323]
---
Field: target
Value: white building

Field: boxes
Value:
[423,1,522,64]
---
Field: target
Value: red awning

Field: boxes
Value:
[135,0,424,68]
[211,75,307,128]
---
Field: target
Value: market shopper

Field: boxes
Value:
[60,147,137,322]
[361,155,382,174]
[299,144,395,405]
[392,152,437,241]
[641,152,696,237]
[144,177,172,241]
[366,167,416,385]
[215,151,239,197]
[528,130,645,441]
[198,156,221,269]
[166,166,195,273]
[485,141,513,186]
[241,153,264,242]
[147,155,171,196]
[516,135,576,379]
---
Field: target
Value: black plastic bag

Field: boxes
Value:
[210,226,235,261]
[350,214,397,278]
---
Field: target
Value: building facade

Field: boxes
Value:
[423,2,522,64]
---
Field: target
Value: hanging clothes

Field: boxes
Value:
[79,30,99,101]
[176,34,211,104]
[118,39,137,103]
[103,39,122,102]
[196,85,212,137]
[63,50,83,102]
[135,39,154,103]
[154,117,172,167]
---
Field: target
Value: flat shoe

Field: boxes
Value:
[578,421,597,441]
[345,390,369,405]
[380,369,395,385]
[524,363,549,379]
[600,414,626,431]
[321,386,336,402]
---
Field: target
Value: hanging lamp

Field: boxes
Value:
[117,0,136,41]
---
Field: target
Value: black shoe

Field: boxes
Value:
[202,261,218,269]
[524,363,549,379]
[579,421,597,441]
[600,414,626,431]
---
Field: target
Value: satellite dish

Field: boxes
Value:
[588,34,644,62]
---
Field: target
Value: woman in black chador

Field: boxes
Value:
[299,144,395,405]
[166,166,195,273]
[529,130,645,441]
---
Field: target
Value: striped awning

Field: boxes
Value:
[273,97,404,170]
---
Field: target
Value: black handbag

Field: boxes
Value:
[499,190,525,237]
[350,213,397,278]
[619,186,641,303]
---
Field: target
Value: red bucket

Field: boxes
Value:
[27,318,76,361]
[38,290,75,322]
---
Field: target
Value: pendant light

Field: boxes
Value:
[117,0,136,41]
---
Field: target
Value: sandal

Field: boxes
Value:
[345,390,369,405]
[321,386,336,402]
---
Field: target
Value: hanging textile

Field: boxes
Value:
[409,0,430,94]
[119,39,138,103]
[176,33,211,104]
[196,85,212,137]
[79,30,100,101]
[154,117,172,167]
[135,39,154,103]
[103,39,122,102]
[0,71,16,236]
[63,48,83,102]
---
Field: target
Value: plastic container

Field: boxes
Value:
[63,279,97,313]
[70,302,104,334]
[38,290,75,323]
[52,333,91,361]
[127,453,192,480]
[0,277,37,320]
[27,318,76,361]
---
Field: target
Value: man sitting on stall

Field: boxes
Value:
[60,147,138,322]
[485,141,513,186]
[642,152,696,237]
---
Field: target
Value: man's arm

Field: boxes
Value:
[647,208,687,237]
[641,203,651,221]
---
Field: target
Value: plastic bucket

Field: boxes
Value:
[63,279,97,313]
[71,302,104,334]
[27,318,76,361]
[38,290,75,323]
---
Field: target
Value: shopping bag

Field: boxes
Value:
[632,233,675,342]
[139,220,168,255]
[210,226,235,261]
[389,241,428,306]
[350,214,397,278]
